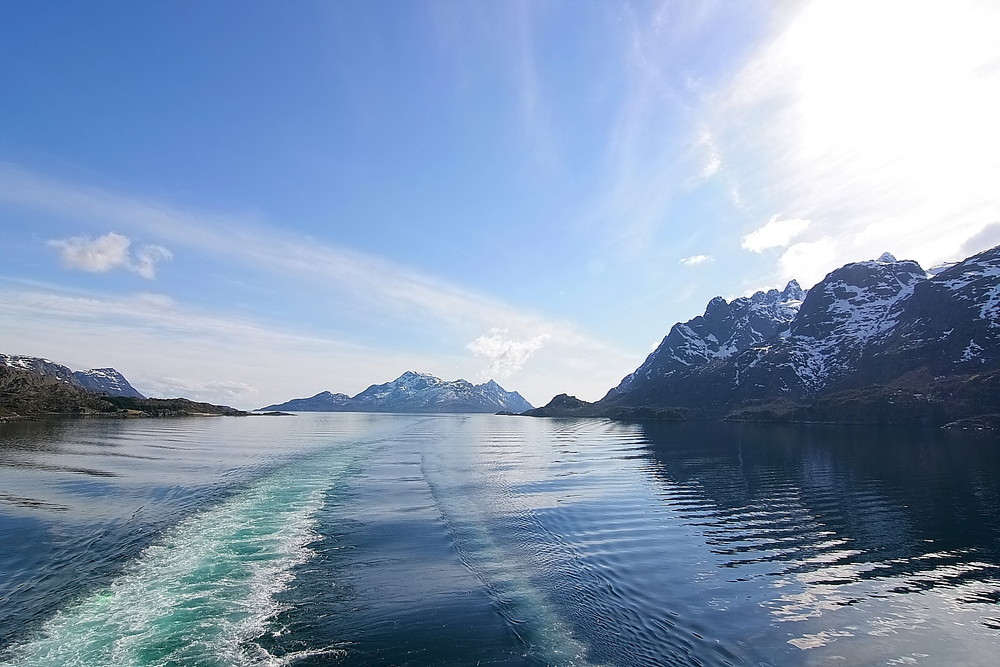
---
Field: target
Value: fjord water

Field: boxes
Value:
[1,415,998,666]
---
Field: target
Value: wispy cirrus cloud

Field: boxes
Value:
[47,231,172,279]
[511,0,557,171]
[679,254,713,266]
[0,163,547,334]
[0,163,637,405]
[585,3,702,257]
[581,2,742,264]
[0,287,362,352]
[698,135,721,180]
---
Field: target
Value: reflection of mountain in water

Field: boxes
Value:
[635,422,1000,623]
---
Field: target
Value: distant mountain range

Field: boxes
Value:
[260,371,533,414]
[0,355,245,419]
[527,245,1000,428]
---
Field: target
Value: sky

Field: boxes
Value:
[2,0,1000,410]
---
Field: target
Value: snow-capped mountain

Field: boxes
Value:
[701,252,930,402]
[0,354,79,385]
[0,355,145,398]
[866,245,1000,381]
[477,379,532,412]
[531,245,1000,426]
[260,371,533,413]
[606,280,804,400]
[72,367,146,399]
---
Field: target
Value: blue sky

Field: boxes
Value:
[3,0,1000,409]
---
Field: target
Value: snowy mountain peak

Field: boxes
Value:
[791,258,926,344]
[398,370,435,380]
[394,370,439,385]
[703,296,728,317]
[877,252,898,264]
[607,279,808,399]
[380,371,446,394]
[781,279,805,300]
[74,367,146,398]
[263,373,533,413]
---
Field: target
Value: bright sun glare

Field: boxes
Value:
[729,0,1000,284]
[793,0,1000,174]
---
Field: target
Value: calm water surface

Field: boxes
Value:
[0,414,998,665]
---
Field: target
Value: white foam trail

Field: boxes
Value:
[2,448,362,667]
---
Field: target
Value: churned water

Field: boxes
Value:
[1,414,998,666]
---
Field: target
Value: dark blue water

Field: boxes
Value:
[1,414,998,665]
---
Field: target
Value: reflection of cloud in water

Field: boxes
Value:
[787,628,853,650]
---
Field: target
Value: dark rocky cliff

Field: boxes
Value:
[529,246,1000,427]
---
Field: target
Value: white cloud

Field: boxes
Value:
[680,254,713,266]
[466,328,551,378]
[741,216,811,253]
[47,231,172,279]
[47,232,130,273]
[778,238,837,288]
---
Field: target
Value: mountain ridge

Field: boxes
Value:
[0,354,146,398]
[605,279,805,401]
[260,371,533,413]
[527,244,1000,427]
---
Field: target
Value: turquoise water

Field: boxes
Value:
[1,414,998,665]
